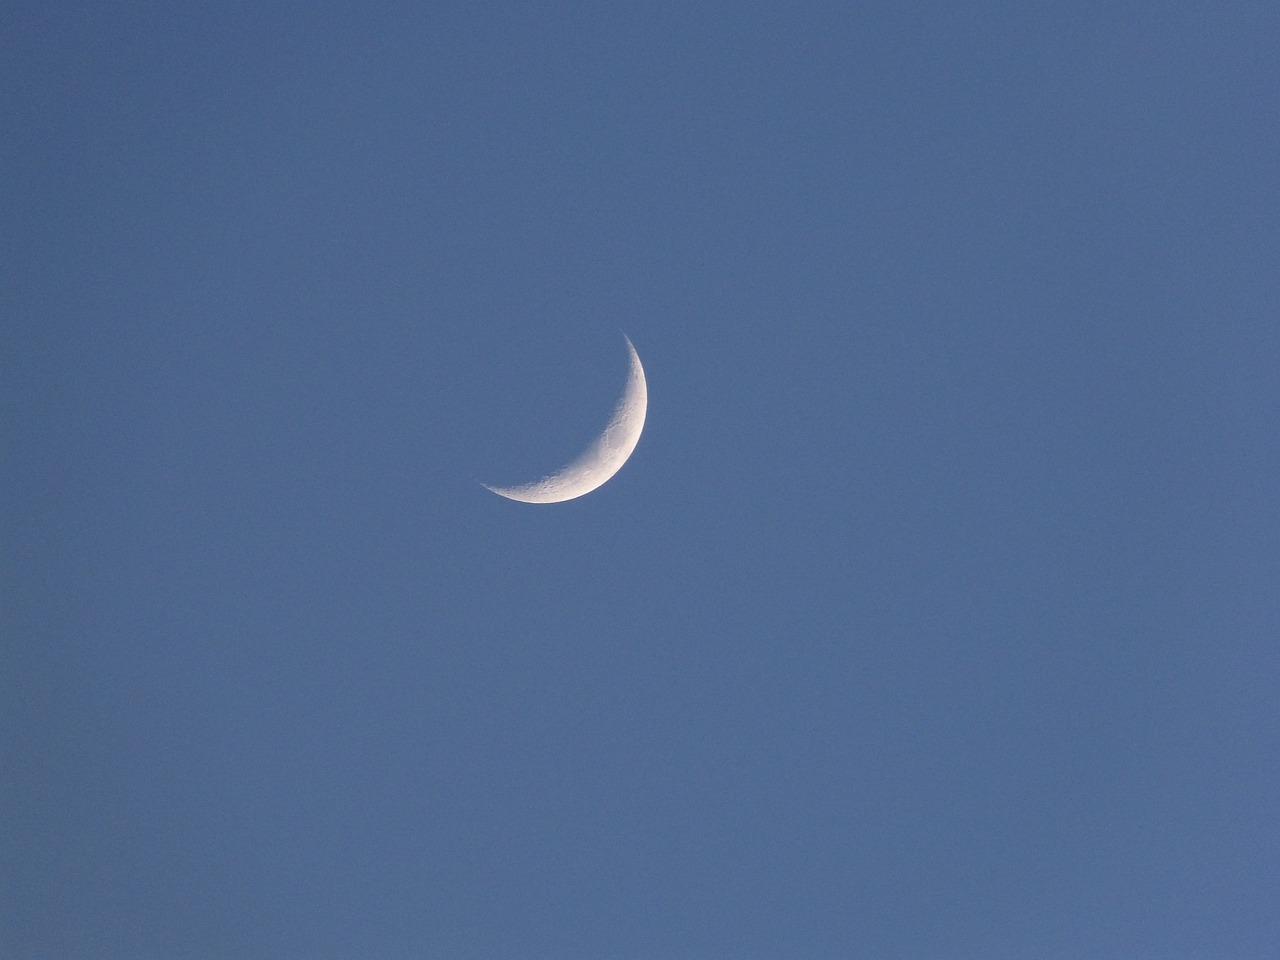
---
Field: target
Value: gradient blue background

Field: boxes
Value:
[4,3,1278,958]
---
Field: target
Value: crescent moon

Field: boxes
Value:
[484,336,648,503]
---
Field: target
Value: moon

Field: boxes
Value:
[484,336,648,504]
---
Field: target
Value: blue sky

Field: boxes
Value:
[4,3,1278,958]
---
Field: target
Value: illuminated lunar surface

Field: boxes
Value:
[484,336,647,504]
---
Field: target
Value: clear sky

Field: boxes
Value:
[4,3,1278,959]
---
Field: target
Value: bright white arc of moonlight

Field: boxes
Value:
[484,336,647,504]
